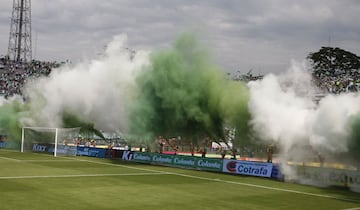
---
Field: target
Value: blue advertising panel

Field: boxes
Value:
[222,159,273,177]
[0,141,6,148]
[271,164,284,180]
[32,143,52,153]
[77,146,90,156]
[76,147,106,158]
[120,150,134,160]
[47,145,77,155]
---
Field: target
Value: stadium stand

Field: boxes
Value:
[0,56,62,98]
[312,68,360,94]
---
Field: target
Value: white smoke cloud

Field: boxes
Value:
[309,93,360,153]
[248,60,360,161]
[22,34,150,132]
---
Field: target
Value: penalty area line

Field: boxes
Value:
[0,172,167,180]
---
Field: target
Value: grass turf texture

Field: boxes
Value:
[0,149,359,210]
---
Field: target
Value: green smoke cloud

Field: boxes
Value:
[128,33,251,146]
[0,99,31,148]
[62,111,105,139]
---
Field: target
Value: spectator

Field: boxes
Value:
[201,148,206,158]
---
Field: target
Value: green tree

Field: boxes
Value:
[307,47,360,75]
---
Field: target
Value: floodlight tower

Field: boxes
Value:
[7,0,32,63]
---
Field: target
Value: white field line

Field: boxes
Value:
[0,156,21,162]
[67,157,360,204]
[342,208,360,210]
[22,160,76,162]
[0,149,20,153]
[0,172,167,180]
[0,156,75,162]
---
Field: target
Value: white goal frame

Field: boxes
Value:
[21,126,80,157]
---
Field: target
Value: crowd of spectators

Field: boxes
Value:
[0,56,61,98]
[312,69,360,94]
[229,70,264,82]
[231,68,360,95]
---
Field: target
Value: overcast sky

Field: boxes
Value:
[0,0,359,74]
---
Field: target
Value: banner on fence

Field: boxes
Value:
[271,164,284,180]
[222,159,273,177]
[76,146,107,158]
[129,152,223,172]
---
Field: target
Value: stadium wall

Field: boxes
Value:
[287,165,360,192]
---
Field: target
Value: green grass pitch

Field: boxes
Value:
[0,149,359,210]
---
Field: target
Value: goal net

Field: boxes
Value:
[21,127,81,157]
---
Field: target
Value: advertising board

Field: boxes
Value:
[222,159,273,177]
[129,152,223,172]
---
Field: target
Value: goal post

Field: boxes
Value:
[21,127,81,157]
